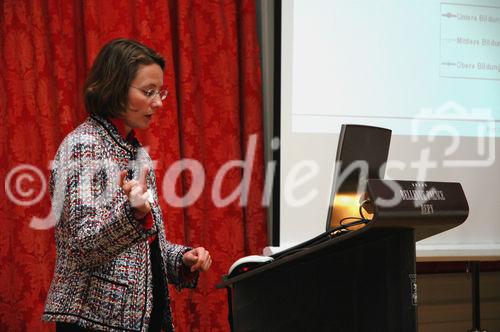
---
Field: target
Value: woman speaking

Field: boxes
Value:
[42,39,211,332]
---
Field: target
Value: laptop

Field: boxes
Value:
[272,124,392,259]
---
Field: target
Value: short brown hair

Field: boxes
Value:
[84,38,165,118]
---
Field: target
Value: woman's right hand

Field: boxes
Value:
[119,166,151,220]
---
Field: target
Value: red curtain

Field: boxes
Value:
[0,1,267,331]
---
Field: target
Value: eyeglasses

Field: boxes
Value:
[130,85,168,101]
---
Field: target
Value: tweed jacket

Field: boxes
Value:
[43,115,198,331]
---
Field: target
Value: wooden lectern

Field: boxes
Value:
[218,180,469,332]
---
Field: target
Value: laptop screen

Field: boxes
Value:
[326,124,392,231]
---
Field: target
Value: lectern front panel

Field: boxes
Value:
[228,229,417,332]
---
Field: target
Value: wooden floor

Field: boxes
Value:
[417,271,500,332]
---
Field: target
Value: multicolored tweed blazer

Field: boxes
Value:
[42,115,198,331]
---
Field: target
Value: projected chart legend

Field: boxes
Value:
[440,3,500,80]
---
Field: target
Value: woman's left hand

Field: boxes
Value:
[182,247,212,272]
